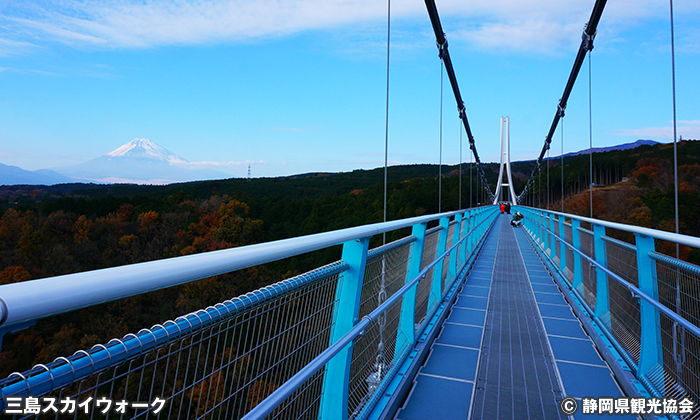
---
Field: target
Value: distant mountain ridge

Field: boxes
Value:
[547,139,659,159]
[0,138,664,186]
[0,163,75,186]
[51,138,230,185]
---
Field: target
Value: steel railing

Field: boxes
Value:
[0,206,498,419]
[516,206,700,420]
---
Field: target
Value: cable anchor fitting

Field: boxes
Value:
[437,36,448,59]
[582,24,596,51]
[557,100,566,118]
[458,104,466,119]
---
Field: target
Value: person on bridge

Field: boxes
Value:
[511,211,524,227]
[499,203,506,213]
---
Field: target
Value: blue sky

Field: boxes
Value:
[1,0,699,178]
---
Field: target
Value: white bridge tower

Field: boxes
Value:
[493,117,517,205]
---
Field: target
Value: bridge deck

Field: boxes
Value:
[395,215,627,420]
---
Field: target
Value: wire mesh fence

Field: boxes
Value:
[525,209,700,419]
[0,208,504,420]
[414,229,441,329]
[604,237,642,366]
[348,239,412,419]
[604,236,641,366]
[563,222,574,283]
[347,297,405,420]
[0,263,346,420]
[653,253,700,420]
[551,216,561,268]
[441,222,456,292]
[579,228,597,311]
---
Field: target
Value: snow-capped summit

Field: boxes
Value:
[106,138,187,163]
[51,138,230,185]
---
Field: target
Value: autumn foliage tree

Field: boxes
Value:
[0,195,269,377]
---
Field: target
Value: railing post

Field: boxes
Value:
[635,233,663,379]
[524,208,533,236]
[544,213,551,255]
[478,208,486,241]
[571,218,583,293]
[529,209,538,242]
[471,210,478,252]
[559,215,568,278]
[593,224,610,326]
[459,212,468,265]
[395,223,427,357]
[549,213,557,260]
[539,211,546,250]
[320,237,370,420]
[470,211,477,254]
[428,217,450,311]
[449,213,463,281]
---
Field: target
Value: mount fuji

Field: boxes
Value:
[53,138,231,184]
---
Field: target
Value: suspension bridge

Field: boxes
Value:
[1,0,698,419]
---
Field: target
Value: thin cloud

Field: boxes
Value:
[453,21,583,55]
[3,1,390,49]
[677,28,700,54]
[172,160,267,170]
[3,0,696,55]
[610,120,700,140]
[265,127,319,132]
[0,37,37,56]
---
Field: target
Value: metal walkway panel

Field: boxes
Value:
[394,218,502,420]
[541,318,589,339]
[511,224,632,420]
[436,323,484,349]
[421,343,480,381]
[447,307,487,327]
[533,292,570,306]
[395,375,473,420]
[471,216,565,420]
[461,284,490,297]
[537,304,576,319]
[454,295,489,311]
[394,215,635,420]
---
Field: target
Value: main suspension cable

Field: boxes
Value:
[424,0,495,203]
[517,0,607,203]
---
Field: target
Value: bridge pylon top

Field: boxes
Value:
[493,117,517,205]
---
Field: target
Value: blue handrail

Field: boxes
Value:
[0,210,468,331]
[517,205,700,414]
[0,206,499,415]
[522,212,700,339]
[0,261,350,402]
[532,208,700,249]
[240,221,477,420]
